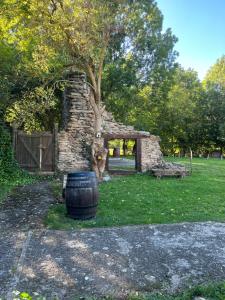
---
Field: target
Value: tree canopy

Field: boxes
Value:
[204,55,225,89]
[0,1,224,155]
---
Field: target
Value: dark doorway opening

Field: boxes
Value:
[104,136,141,174]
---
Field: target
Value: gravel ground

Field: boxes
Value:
[0,182,55,231]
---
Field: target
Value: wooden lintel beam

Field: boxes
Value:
[103,134,147,140]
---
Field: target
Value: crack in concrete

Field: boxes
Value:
[6,231,33,300]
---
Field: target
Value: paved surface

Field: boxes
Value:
[1,183,225,299]
[0,230,27,298]
[0,182,55,299]
[108,158,135,168]
[1,222,225,299]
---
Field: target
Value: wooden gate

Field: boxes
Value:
[13,127,58,172]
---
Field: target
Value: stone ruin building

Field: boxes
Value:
[58,73,163,173]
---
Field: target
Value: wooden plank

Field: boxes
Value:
[12,125,18,159]
[18,131,52,137]
[41,135,54,171]
[15,130,56,172]
[17,163,40,168]
[54,123,58,172]
[108,170,137,175]
[19,135,39,166]
[15,134,40,171]
[136,138,142,172]
[103,134,148,139]
[41,137,53,162]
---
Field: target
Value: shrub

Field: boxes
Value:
[0,123,24,183]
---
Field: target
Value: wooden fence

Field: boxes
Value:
[13,125,58,173]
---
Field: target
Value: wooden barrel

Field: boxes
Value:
[65,172,99,220]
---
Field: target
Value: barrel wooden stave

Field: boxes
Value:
[65,172,99,220]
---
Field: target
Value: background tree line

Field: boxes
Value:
[103,53,225,156]
[0,0,224,156]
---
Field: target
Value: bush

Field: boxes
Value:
[0,123,24,183]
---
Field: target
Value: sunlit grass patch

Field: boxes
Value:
[46,158,225,229]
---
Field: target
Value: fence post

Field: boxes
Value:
[39,144,42,171]
[12,124,18,159]
[54,123,59,172]
[189,147,193,175]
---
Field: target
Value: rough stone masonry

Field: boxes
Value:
[58,73,163,172]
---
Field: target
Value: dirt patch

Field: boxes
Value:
[0,182,56,231]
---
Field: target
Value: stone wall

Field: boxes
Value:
[58,73,163,173]
[58,73,95,172]
[141,137,163,172]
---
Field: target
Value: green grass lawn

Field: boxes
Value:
[79,281,225,299]
[131,282,225,300]
[127,281,225,300]
[45,158,225,230]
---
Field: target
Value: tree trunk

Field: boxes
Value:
[92,137,108,180]
[123,139,127,156]
[88,72,108,180]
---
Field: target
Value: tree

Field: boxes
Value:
[201,56,225,154]
[0,22,65,131]
[102,0,178,130]
[204,55,225,89]
[202,88,225,153]
[1,0,120,178]
[158,67,203,154]
[1,0,178,178]
[5,87,59,132]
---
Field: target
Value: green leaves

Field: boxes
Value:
[5,86,58,132]
[200,56,225,150]
[161,67,203,152]
[0,124,23,182]
[204,55,225,90]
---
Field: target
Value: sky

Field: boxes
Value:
[156,0,225,80]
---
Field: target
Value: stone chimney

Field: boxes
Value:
[58,73,95,172]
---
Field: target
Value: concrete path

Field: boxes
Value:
[108,158,135,168]
[1,222,225,299]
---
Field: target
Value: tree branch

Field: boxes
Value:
[86,64,98,97]
[97,29,110,103]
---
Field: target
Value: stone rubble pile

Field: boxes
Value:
[151,161,189,178]
[153,161,187,171]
